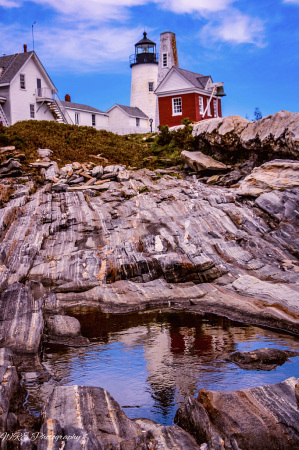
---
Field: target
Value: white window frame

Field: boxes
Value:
[162,53,168,68]
[75,113,80,125]
[172,97,182,116]
[213,99,218,118]
[92,114,96,126]
[20,74,26,90]
[30,104,35,119]
[199,96,204,115]
[136,118,140,127]
[148,82,154,92]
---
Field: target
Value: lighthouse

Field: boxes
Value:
[130,32,158,129]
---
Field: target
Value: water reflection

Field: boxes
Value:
[25,309,299,425]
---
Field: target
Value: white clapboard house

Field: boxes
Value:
[0,46,150,134]
[0,47,124,131]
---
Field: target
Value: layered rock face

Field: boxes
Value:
[175,377,299,450]
[191,110,299,159]
[0,113,299,448]
[0,163,299,353]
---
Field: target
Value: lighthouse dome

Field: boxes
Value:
[130,32,158,67]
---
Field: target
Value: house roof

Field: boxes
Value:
[0,51,57,91]
[0,52,33,84]
[155,66,213,93]
[61,101,105,114]
[107,104,148,119]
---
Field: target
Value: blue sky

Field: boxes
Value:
[1,0,298,119]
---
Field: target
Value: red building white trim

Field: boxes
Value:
[155,66,223,127]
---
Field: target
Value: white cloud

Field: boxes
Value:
[1,0,149,21]
[283,0,299,4]
[155,0,235,14]
[200,10,266,46]
[0,23,146,71]
[0,0,20,6]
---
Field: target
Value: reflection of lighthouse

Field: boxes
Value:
[130,32,158,130]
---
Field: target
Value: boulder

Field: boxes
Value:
[175,377,299,450]
[226,348,299,370]
[45,315,89,346]
[237,159,299,197]
[41,385,145,449]
[117,170,130,182]
[191,111,299,159]
[91,165,104,179]
[37,149,53,158]
[0,159,22,178]
[181,151,227,172]
[103,165,126,174]
[44,162,60,181]
[52,183,69,193]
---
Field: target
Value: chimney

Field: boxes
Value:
[23,44,27,53]
[65,94,71,102]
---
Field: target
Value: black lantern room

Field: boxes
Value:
[130,32,158,67]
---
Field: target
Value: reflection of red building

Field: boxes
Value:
[155,67,224,127]
[170,327,213,356]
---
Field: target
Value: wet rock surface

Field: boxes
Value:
[226,347,299,370]
[175,377,299,450]
[0,114,299,448]
[39,385,201,450]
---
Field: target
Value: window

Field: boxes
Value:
[75,113,80,125]
[213,99,218,118]
[199,97,204,115]
[172,97,182,116]
[30,104,35,119]
[20,74,25,89]
[92,114,96,126]
[136,118,140,127]
[37,78,42,97]
[207,100,211,116]
[162,53,168,67]
[148,82,154,92]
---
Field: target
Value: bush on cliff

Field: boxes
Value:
[0,121,153,168]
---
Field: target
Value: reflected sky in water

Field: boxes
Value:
[26,310,299,425]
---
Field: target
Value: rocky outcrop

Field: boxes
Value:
[175,377,299,450]
[191,110,299,159]
[181,150,227,172]
[237,159,299,197]
[40,385,201,450]
[226,347,299,370]
[0,283,43,353]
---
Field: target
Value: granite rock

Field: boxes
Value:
[175,377,299,450]
[181,150,227,172]
[237,159,299,197]
[226,347,299,370]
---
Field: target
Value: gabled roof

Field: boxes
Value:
[175,68,212,90]
[155,66,213,93]
[0,51,57,92]
[61,101,106,114]
[106,104,148,119]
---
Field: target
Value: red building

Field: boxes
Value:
[155,67,224,127]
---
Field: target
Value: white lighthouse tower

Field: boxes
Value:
[130,32,158,130]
